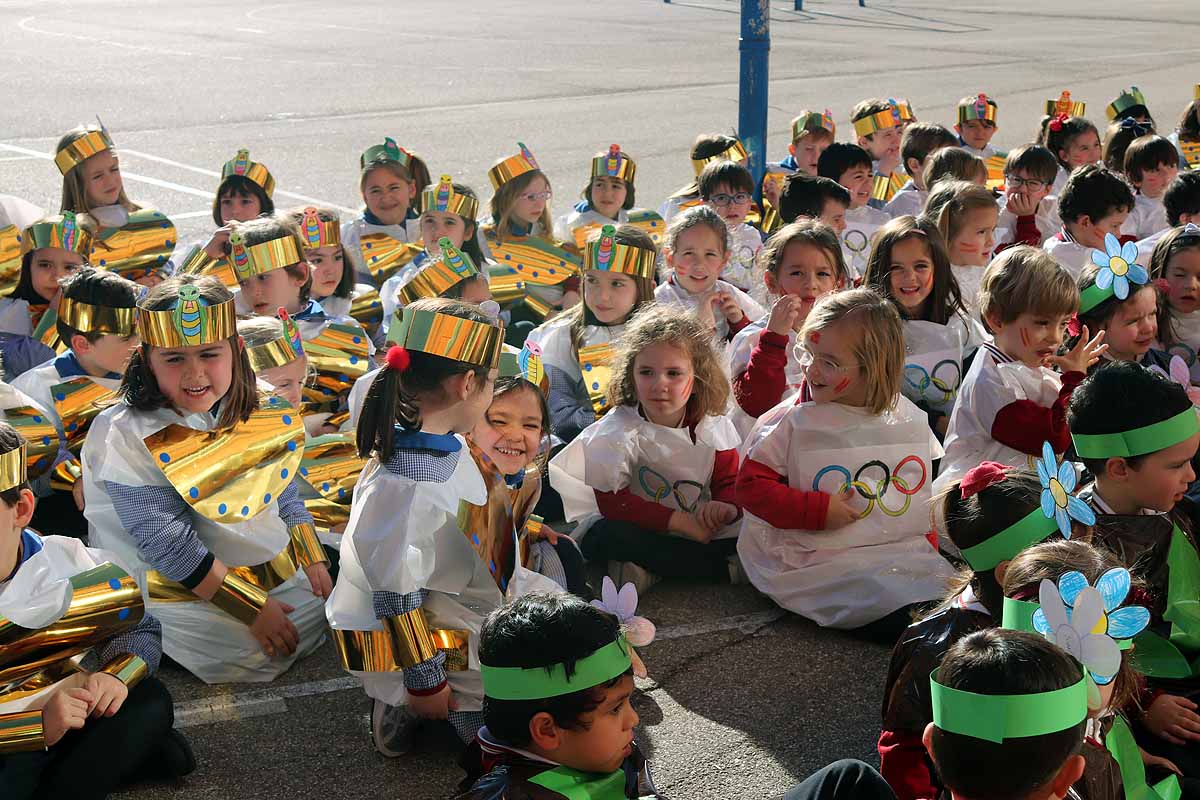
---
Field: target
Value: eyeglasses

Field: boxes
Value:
[797,347,858,375]
[519,191,552,202]
[1004,176,1048,191]
[709,192,753,207]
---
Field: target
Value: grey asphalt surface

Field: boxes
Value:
[3,0,1200,798]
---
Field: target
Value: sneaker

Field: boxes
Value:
[608,561,660,596]
[371,699,422,758]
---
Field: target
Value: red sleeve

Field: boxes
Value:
[710,448,741,507]
[989,371,1084,455]
[736,457,829,530]
[726,312,751,339]
[733,330,788,418]
[594,488,674,531]
[878,729,939,800]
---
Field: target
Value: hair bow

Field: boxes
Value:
[1119,117,1152,137]
[1048,113,1069,133]
[959,461,1010,499]
[1066,314,1082,338]
[1182,222,1200,237]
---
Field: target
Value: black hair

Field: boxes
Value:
[490,377,552,469]
[1003,144,1059,185]
[1165,171,1200,226]
[1040,116,1099,170]
[698,160,754,199]
[230,214,313,302]
[480,592,631,747]
[817,143,873,183]
[778,174,850,225]
[931,629,1086,800]
[55,266,139,346]
[1122,134,1176,184]
[213,175,274,227]
[1056,164,1134,225]
[1067,360,1193,475]
[581,173,636,212]
[285,206,355,300]
[0,422,30,507]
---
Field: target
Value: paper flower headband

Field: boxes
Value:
[592,576,655,678]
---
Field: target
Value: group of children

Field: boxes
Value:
[5,81,1200,799]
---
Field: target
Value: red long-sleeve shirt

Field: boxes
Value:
[878,729,939,800]
[736,457,830,530]
[593,447,740,531]
[990,370,1084,455]
[995,214,1043,254]
[733,329,789,418]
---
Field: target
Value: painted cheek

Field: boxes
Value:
[809,331,820,344]
[834,377,851,394]
[1019,327,1030,348]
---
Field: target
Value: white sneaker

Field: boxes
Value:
[608,561,660,595]
[371,698,421,758]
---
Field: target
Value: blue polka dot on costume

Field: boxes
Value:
[189,487,199,499]
[263,493,271,504]
[41,436,50,446]
[280,468,289,479]
[55,393,66,402]
[352,336,362,345]
[269,396,279,406]
[218,503,227,514]
[549,268,556,275]
[118,608,129,620]
[286,440,297,452]
[67,422,77,432]
[337,488,345,498]
[300,467,309,477]
[241,506,250,516]
[471,534,480,545]
[99,259,107,266]
[592,382,600,390]
[32,415,42,423]
[338,374,349,382]
[108,578,121,590]
[532,271,539,278]
[282,415,292,425]
[349,356,359,365]
[583,364,592,372]
[504,254,512,261]
[160,453,171,463]
[322,482,330,492]
[558,260,566,267]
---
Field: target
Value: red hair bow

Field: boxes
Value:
[960,461,1011,499]
[1048,113,1069,133]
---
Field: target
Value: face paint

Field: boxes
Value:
[809,331,821,344]
[834,377,851,393]
[1019,327,1030,347]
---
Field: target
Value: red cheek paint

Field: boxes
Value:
[834,377,851,393]
[1019,327,1030,347]
[809,331,821,344]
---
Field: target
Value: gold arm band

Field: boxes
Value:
[100,653,148,688]
[383,609,439,668]
[287,523,327,567]
[0,711,45,753]
[210,572,269,626]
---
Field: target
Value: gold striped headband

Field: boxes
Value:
[387,306,503,369]
[584,225,657,280]
[54,129,114,175]
[229,232,302,282]
[0,443,26,493]
[137,286,238,348]
[691,140,748,177]
[58,297,136,336]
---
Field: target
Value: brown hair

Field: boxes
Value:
[1067,262,1159,351]
[901,123,958,176]
[57,126,139,215]
[360,153,431,197]
[1177,100,1200,144]
[1003,144,1059,185]
[605,304,730,419]
[664,205,729,273]
[566,224,657,351]
[1102,121,1154,175]
[285,206,354,300]
[979,246,1079,327]
[1123,134,1179,184]
[759,219,849,291]
[922,149,987,193]
[863,215,966,325]
[212,176,274,227]
[489,171,555,246]
[922,180,997,245]
[229,214,312,302]
[1150,225,1200,348]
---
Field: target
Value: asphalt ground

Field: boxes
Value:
[3,1,1200,798]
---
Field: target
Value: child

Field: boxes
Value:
[818,143,890,277]
[342,138,427,287]
[481,142,582,334]
[456,592,658,799]
[955,94,1005,185]
[659,133,749,226]
[777,174,850,233]
[1107,86,1154,126]
[0,422,194,798]
[1102,118,1154,176]
[654,206,764,342]
[1139,171,1200,262]
[937,246,1106,491]
[994,145,1060,251]
[1152,224,1200,378]
[555,145,665,251]
[699,160,762,292]
[921,180,998,311]
[884,123,957,218]
[1171,90,1200,170]
[55,124,174,286]
[324,298,522,755]
[763,109,837,206]
[730,220,849,429]
[1042,113,1102,199]
[920,147,988,191]
[81,275,330,684]
[736,288,955,635]
[1,214,91,380]
[11,267,140,539]
[1123,135,1179,240]
[1070,259,1168,373]
[549,305,743,592]
[862,216,984,437]
[535,224,657,444]
[1044,164,1134,278]
[851,99,904,205]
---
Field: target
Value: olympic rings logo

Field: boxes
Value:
[903,359,962,406]
[842,229,870,271]
[1167,343,1197,367]
[812,455,927,519]
[638,466,706,513]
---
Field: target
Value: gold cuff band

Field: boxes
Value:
[383,609,438,668]
[210,572,269,626]
[0,711,44,753]
[288,523,327,567]
[100,653,148,688]
[331,626,469,672]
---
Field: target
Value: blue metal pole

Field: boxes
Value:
[795,0,802,9]
[739,0,770,196]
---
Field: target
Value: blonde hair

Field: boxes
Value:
[979,245,1079,326]
[606,305,729,418]
[921,147,987,192]
[798,288,903,415]
[922,180,997,244]
[759,219,849,290]
[57,126,138,214]
[489,171,555,245]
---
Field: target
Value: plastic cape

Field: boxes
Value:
[88,208,176,281]
[902,319,970,418]
[841,206,889,278]
[653,278,765,342]
[480,223,580,320]
[0,380,61,484]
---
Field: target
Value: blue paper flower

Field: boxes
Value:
[1036,441,1096,537]
[1090,233,1148,300]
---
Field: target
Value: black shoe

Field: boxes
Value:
[157,728,197,778]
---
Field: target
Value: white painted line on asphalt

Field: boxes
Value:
[0,142,212,200]
[170,210,217,220]
[0,155,41,162]
[235,27,265,34]
[172,610,787,728]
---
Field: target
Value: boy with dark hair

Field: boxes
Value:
[955,94,1004,174]
[1123,135,1181,240]
[995,145,1061,252]
[699,160,762,292]
[778,174,849,233]
[763,109,837,207]
[1044,164,1135,278]
[885,123,958,218]
[819,143,889,276]
[1137,169,1200,261]
[851,98,904,206]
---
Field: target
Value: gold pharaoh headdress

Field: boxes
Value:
[228,230,302,282]
[488,142,540,190]
[136,284,238,348]
[386,305,503,369]
[419,175,479,220]
[583,225,656,280]
[221,149,276,198]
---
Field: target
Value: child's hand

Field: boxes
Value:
[825,488,862,530]
[203,227,232,259]
[559,290,581,311]
[669,511,715,544]
[1143,693,1200,745]
[72,478,85,512]
[1048,326,1107,374]
[409,684,457,720]
[42,687,92,746]
[762,177,782,208]
[766,295,805,336]
[1005,190,1039,217]
[535,525,561,545]
[1140,746,1182,776]
[84,671,128,718]
[250,598,300,658]
[712,291,745,324]
[697,501,738,532]
[303,413,338,437]
[304,562,333,600]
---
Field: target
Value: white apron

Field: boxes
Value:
[654,278,765,342]
[902,319,969,417]
[726,317,804,440]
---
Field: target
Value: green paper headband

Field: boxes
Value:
[1071,408,1200,459]
[930,669,1088,744]
[959,508,1057,571]
[481,636,632,700]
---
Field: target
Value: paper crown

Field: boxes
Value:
[1080,233,1149,314]
[1194,84,1200,102]
[852,99,904,138]
[895,98,916,121]
[1107,86,1147,120]
[488,142,540,190]
[397,239,480,305]
[590,145,637,183]
[691,138,749,177]
[958,94,998,124]
[0,442,26,493]
[481,635,632,700]
[228,230,302,282]
[220,149,276,198]
[1046,91,1087,118]
[499,340,548,393]
[246,307,306,372]
[386,304,503,369]
[583,225,657,280]
[791,110,836,142]
[298,207,340,251]
[21,213,92,257]
[418,175,479,221]
[360,137,412,171]
[137,284,238,348]
[930,666,1087,744]
[57,296,136,336]
[54,126,114,175]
